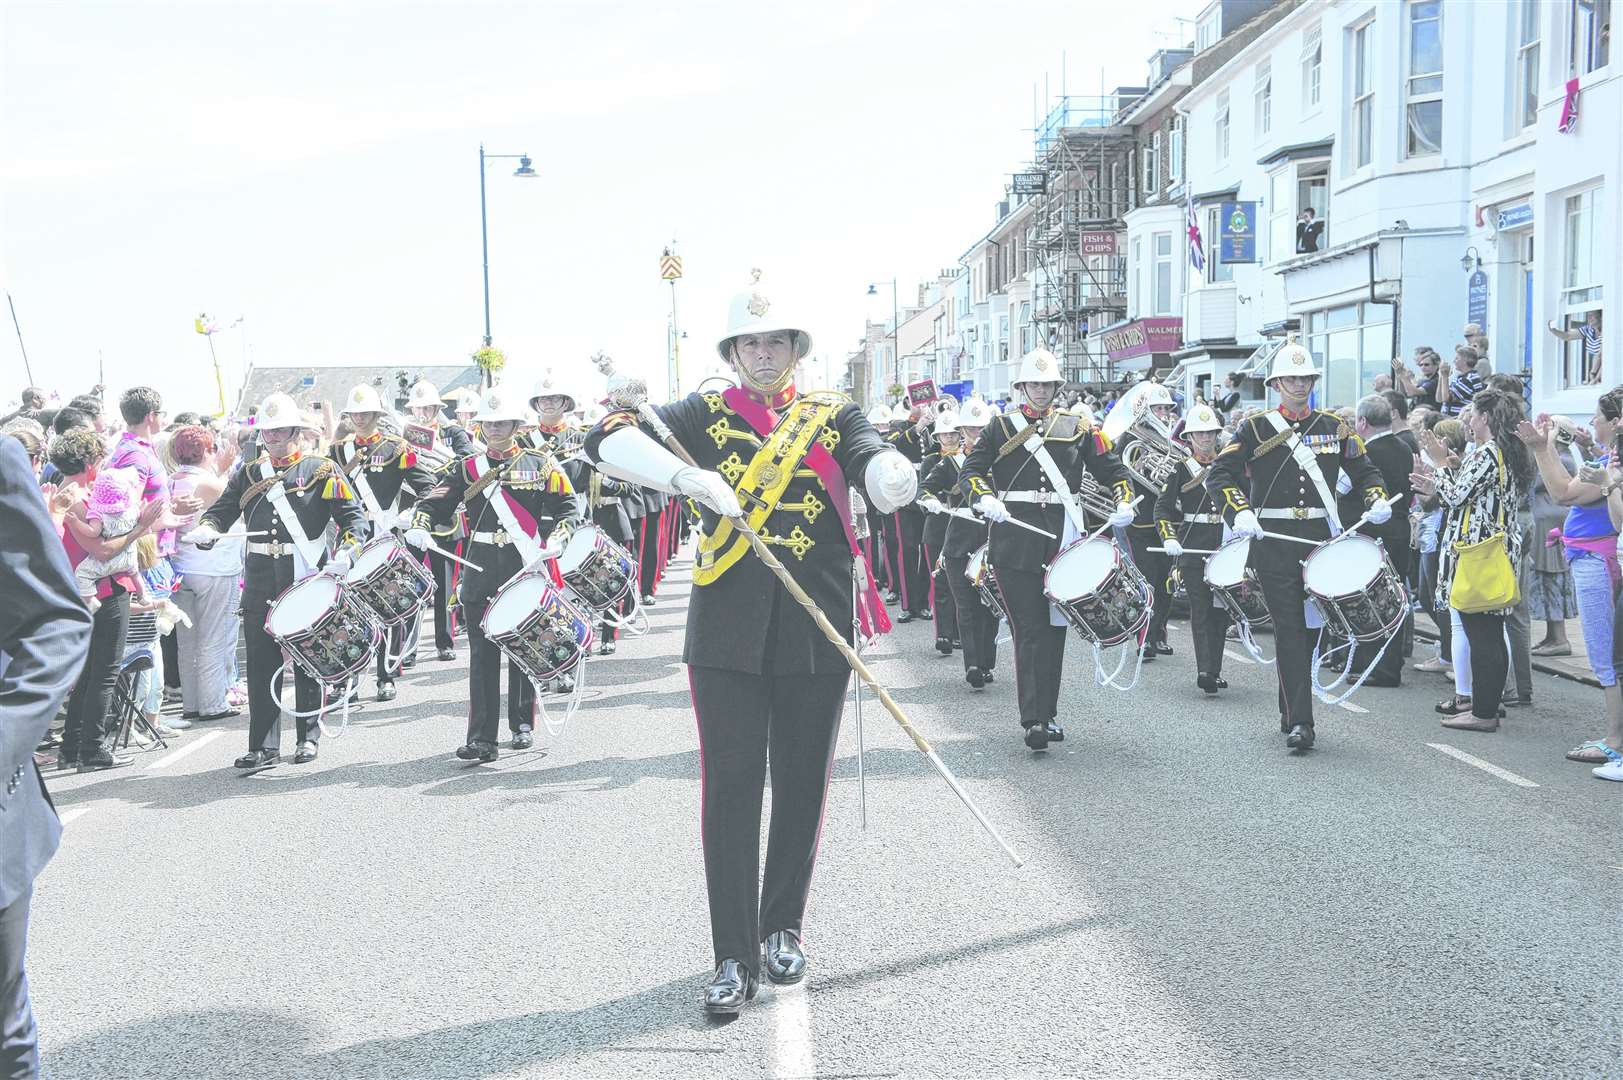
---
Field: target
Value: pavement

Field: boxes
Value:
[33,553,1622,1079]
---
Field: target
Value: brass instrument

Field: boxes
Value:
[1119,422,1183,495]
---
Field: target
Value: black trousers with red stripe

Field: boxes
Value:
[994,566,1066,727]
[926,545,958,644]
[1255,538,1315,727]
[689,664,848,976]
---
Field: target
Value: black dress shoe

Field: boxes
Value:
[951,639,961,649]
[703,959,758,1015]
[983,669,995,684]
[1043,720,1064,743]
[1024,723,1050,751]
[1139,644,1157,661]
[77,750,133,773]
[1285,724,1315,750]
[897,611,915,624]
[1154,640,1173,655]
[966,667,986,689]
[763,930,806,985]
[1197,672,1222,695]
[437,648,457,662]
[234,748,280,770]
[376,680,397,702]
[598,639,617,655]
[935,637,953,655]
[1361,674,1402,688]
[401,653,418,669]
[511,726,534,750]
[455,740,498,763]
[641,594,657,607]
[293,743,318,764]
[918,608,931,619]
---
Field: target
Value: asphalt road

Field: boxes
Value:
[34,555,1621,1079]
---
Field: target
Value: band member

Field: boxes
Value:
[960,349,1135,750]
[333,384,439,700]
[578,403,640,655]
[1205,341,1390,750]
[583,272,915,1015]
[1154,403,1231,695]
[526,373,582,456]
[919,409,961,655]
[406,387,579,760]
[1107,381,1181,659]
[863,405,895,596]
[448,389,483,451]
[927,397,999,686]
[884,405,932,622]
[186,394,367,769]
[1347,392,1413,687]
[404,379,476,661]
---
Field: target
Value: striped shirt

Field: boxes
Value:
[1441,369,1484,417]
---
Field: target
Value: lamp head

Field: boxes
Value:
[513,155,538,178]
[866,284,878,296]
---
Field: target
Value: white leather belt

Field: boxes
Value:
[1002,491,1064,504]
[597,496,621,505]
[470,529,516,545]
[247,541,295,558]
[1184,513,1222,524]
[1258,507,1329,520]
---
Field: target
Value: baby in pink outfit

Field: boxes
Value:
[75,467,148,613]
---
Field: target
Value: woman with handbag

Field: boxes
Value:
[1412,390,1533,733]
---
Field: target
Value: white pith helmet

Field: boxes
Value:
[258,393,319,432]
[473,386,528,424]
[715,269,812,360]
[933,411,959,436]
[1182,402,1223,434]
[342,384,385,415]
[529,371,578,412]
[406,380,442,410]
[1265,340,1321,383]
[865,404,891,426]
[957,398,993,428]
[1012,348,1064,387]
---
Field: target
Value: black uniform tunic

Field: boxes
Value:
[959,407,1133,728]
[413,445,579,744]
[1204,407,1387,729]
[330,432,439,681]
[1153,454,1231,678]
[924,451,999,676]
[402,422,475,653]
[883,426,931,615]
[583,386,892,977]
[1116,430,1175,648]
[918,447,958,646]
[201,452,368,753]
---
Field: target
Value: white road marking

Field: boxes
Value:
[766,980,816,1079]
[1426,743,1539,788]
[1224,649,1256,665]
[1337,700,1369,714]
[59,807,94,826]
[148,731,224,770]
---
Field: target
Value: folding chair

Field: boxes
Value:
[110,647,168,751]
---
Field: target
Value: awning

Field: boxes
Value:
[1257,138,1334,168]
[1233,338,1283,380]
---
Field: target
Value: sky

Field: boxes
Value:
[1,0,1183,415]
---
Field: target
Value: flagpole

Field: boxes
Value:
[7,293,33,386]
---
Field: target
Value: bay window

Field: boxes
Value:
[1302,24,1323,106]
[1405,0,1443,157]
[1515,0,1541,131]
[1216,89,1231,162]
[1153,232,1174,315]
[1254,59,1272,137]
[1561,187,1606,388]
[1350,21,1375,169]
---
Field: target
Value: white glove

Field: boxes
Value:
[975,495,1010,523]
[326,550,354,577]
[1163,538,1185,558]
[673,466,743,519]
[403,527,432,550]
[1233,509,1264,540]
[919,495,944,515]
[1108,502,1136,528]
[1365,498,1393,525]
[182,525,219,548]
[865,451,918,513]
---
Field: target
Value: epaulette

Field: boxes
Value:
[1042,412,1085,442]
[802,389,850,407]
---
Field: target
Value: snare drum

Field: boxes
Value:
[1043,538,1152,647]
[1203,537,1271,628]
[1303,534,1408,642]
[345,536,435,626]
[555,525,638,612]
[265,573,381,685]
[482,570,595,684]
[965,543,1006,622]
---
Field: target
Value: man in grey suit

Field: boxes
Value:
[0,434,93,1077]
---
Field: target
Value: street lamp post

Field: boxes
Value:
[478,143,539,348]
[867,280,899,401]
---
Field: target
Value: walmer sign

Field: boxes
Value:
[1098,317,1183,362]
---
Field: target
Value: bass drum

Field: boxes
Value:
[1042,538,1151,647]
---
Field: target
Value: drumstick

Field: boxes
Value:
[1330,496,1397,544]
[424,541,483,573]
[1256,530,1319,547]
[1150,546,1218,555]
[1083,495,1143,544]
[922,501,1058,540]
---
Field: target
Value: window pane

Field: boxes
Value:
[1407,101,1443,154]
[1410,16,1442,76]
[1361,322,1393,395]
[1326,328,1360,407]
[1327,304,1358,328]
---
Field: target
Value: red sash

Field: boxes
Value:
[722,387,891,637]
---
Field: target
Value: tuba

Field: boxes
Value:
[1102,380,1182,495]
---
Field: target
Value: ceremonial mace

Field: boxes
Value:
[613,379,1023,868]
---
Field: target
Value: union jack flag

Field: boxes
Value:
[1186,196,1205,272]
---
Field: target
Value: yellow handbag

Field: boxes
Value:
[1449,448,1521,613]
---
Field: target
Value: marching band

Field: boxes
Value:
[177,275,1429,1017]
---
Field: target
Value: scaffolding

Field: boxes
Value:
[1027,94,1139,386]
